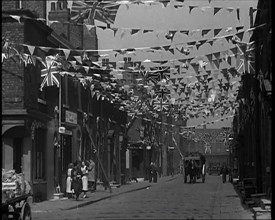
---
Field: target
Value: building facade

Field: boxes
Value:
[2,0,127,202]
[232,0,272,199]
[2,1,74,201]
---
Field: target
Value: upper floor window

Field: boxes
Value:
[102,58,109,66]
[123,57,131,63]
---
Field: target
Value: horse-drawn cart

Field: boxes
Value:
[2,170,32,220]
[183,153,206,184]
[2,192,32,220]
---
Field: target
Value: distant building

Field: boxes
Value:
[179,128,229,169]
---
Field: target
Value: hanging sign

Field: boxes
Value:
[65,110,77,124]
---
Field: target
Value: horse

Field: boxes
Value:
[184,159,197,183]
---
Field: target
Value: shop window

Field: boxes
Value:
[34,128,46,180]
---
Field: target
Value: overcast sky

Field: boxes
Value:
[94,0,258,129]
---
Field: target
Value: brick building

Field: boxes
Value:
[2,0,127,202]
[232,0,272,199]
[2,2,74,201]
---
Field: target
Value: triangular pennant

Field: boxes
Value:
[230,47,238,55]
[207,40,214,46]
[83,66,90,74]
[199,40,208,49]
[74,56,82,64]
[27,45,35,55]
[213,52,220,60]
[213,60,220,69]
[162,45,170,51]
[168,48,175,55]
[143,29,153,34]
[131,29,140,35]
[180,30,189,36]
[168,30,177,41]
[85,24,95,31]
[111,28,118,37]
[236,25,244,32]
[227,56,232,66]
[214,28,222,37]
[10,15,21,23]
[195,42,201,50]
[201,29,211,37]
[236,31,244,41]
[62,49,71,60]
[225,36,233,43]
[191,63,199,74]
[187,41,196,46]
[205,54,213,62]
[189,6,198,14]
[214,7,222,15]
[228,67,238,77]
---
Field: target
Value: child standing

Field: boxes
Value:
[81,161,89,198]
[72,161,82,200]
[66,163,74,198]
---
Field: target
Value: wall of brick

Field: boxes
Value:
[2,21,25,110]
[2,1,17,11]
[22,0,46,19]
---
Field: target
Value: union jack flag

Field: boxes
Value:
[71,0,120,25]
[151,89,171,112]
[40,56,60,90]
[236,44,255,74]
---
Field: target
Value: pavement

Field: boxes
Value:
[31,174,254,219]
[31,175,176,213]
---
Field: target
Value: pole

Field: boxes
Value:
[58,76,62,190]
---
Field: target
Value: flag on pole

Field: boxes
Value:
[71,0,120,25]
[40,56,60,90]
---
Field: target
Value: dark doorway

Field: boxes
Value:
[132,149,144,178]
[13,138,22,173]
[61,134,72,173]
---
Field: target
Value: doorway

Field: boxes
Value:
[13,138,22,173]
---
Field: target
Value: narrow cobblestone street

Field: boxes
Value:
[32,175,253,219]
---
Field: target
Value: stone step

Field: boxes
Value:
[110,184,121,188]
[253,211,271,220]
[53,193,64,200]
[260,198,271,210]
[252,207,271,218]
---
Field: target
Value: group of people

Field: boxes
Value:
[66,159,95,200]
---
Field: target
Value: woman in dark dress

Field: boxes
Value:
[71,161,83,200]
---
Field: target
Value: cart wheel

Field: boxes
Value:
[20,202,32,220]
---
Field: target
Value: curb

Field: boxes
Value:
[62,184,152,210]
